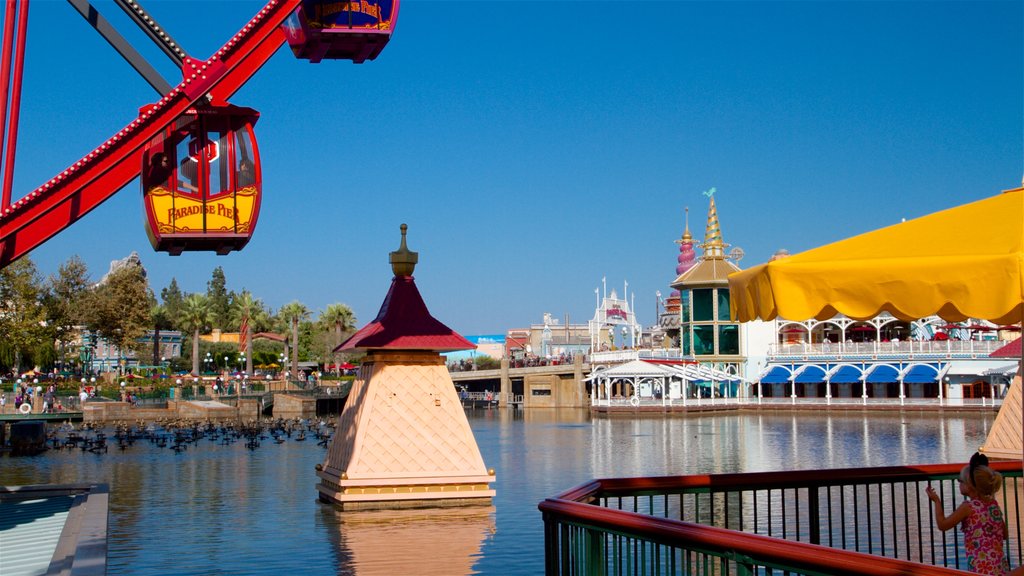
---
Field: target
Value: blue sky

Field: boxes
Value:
[11,0,1024,334]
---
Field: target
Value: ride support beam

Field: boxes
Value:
[0,0,18,208]
[113,0,187,67]
[0,0,27,209]
[0,0,300,268]
[66,0,172,96]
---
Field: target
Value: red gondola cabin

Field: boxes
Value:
[141,103,262,255]
[282,0,400,63]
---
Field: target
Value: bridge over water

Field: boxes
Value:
[449,358,589,409]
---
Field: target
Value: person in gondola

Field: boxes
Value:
[237,158,256,188]
[145,152,174,190]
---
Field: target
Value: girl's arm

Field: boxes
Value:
[932,500,972,532]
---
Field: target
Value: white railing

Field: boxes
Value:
[768,339,1006,358]
[589,349,686,364]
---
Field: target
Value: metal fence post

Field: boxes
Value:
[808,485,821,546]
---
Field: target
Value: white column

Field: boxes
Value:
[899,378,905,406]
[862,378,869,404]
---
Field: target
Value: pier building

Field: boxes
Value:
[585,191,1016,409]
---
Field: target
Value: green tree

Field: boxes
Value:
[43,255,91,370]
[229,290,265,376]
[179,294,212,376]
[0,257,48,374]
[319,303,356,372]
[83,265,153,374]
[279,301,309,377]
[206,267,231,329]
[160,278,185,329]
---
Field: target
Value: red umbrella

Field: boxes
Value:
[340,362,356,370]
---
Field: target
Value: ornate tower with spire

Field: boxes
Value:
[317,225,496,510]
[669,189,745,390]
[659,208,697,345]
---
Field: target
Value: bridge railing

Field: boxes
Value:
[540,461,1024,575]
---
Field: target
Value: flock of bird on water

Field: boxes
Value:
[40,418,336,454]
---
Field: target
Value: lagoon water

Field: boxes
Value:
[3,409,995,575]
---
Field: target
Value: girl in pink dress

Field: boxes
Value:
[926,453,1010,575]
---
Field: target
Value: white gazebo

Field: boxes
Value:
[586,359,746,407]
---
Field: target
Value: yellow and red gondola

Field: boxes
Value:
[141,103,262,255]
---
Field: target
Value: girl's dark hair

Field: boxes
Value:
[960,452,1002,497]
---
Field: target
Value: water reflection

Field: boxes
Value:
[0,410,996,575]
[581,412,993,479]
[320,507,495,575]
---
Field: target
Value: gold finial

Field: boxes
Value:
[674,207,693,246]
[702,195,728,259]
[390,223,418,277]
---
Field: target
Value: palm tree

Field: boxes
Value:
[151,303,173,369]
[179,294,211,376]
[320,303,356,373]
[279,301,309,379]
[229,290,264,377]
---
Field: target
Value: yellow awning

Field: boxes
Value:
[729,186,1024,324]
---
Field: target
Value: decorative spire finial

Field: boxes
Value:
[390,223,418,277]
[702,191,728,259]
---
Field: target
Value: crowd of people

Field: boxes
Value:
[447,353,580,372]
[1,381,67,414]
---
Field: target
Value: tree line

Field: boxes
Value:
[0,255,357,377]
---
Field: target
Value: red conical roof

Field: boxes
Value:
[335,224,474,353]
[336,276,475,353]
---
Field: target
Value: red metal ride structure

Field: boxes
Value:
[0,0,399,267]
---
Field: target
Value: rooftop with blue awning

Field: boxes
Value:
[865,365,899,383]
[759,365,793,384]
[828,365,863,383]
[793,365,827,383]
[902,364,940,384]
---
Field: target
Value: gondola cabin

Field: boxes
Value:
[282,0,400,63]
[141,103,262,256]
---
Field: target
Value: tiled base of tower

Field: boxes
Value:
[317,351,495,510]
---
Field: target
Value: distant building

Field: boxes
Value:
[443,335,506,363]
[73,328,183,374]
